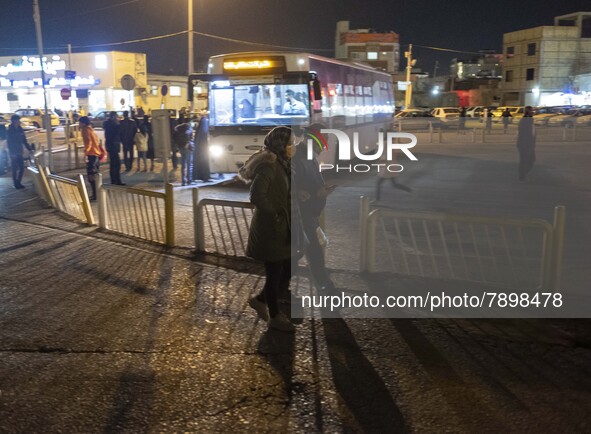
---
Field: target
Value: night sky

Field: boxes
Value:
[0,0,588,75]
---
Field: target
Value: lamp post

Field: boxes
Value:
[33,0,53,170]
[188,0,194,115]
[404,44,416,109]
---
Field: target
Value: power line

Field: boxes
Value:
[192,30,333,53]
[70,30,188,49]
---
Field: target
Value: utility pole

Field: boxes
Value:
[33,0,53,170]
[404,44,416,109]
[433,60,439,78]
[188,0,194,115]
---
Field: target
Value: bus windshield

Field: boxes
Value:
[209,82,309,126]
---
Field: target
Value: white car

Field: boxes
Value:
[465,106,485,118]
[430,107,461,127]
[533,107,567,126]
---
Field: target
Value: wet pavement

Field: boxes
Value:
[1,136,591,432]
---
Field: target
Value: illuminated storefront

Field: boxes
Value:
[0,51,147,116]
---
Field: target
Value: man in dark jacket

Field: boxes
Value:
[292,135,336,292]
[517,106,536,182]
[103,111,125,185]
[7,115,32,189]
[0,122,8,175]
[119,110,137,172]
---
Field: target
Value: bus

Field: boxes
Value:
[188,51,395,173]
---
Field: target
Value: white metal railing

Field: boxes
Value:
[31,158,94,225]
[192,188,254,257]
[360,196,565,291]
[97,174,174,246]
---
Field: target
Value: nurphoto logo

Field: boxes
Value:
[305,129,418,173]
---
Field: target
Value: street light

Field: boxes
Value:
[32,0,53,170]
[188,0,194,114]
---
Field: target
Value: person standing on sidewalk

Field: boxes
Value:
[119,111,137,172]
[140,116,155,171]
[517,106,536,182]
[134,126,149,172]
[79,116,102,200]
[240,126,296,333]
[0,122,8,175]
[292,135,336,293]
[173,116,194,186]
[103,112,125,185]
[6,115,32,189]
[501,107,512,133]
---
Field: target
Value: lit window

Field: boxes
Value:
[367,52,378,60]
[151,85,158,96]
[95,54,108,69]
[170,86,181,96]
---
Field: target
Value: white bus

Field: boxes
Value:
[188,51,395,172]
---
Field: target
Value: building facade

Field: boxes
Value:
[502,12,591,106]
[450,50,503,80]
[335,21,400,73]
[0,51,147,115]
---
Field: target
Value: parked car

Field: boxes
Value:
[430,107,461,127]
[465,106,486,118]
[393,109,442,130]
[0,113,34,130]
[547,108,591,127]
[575,111,591,126]
[87,110,125,129]
[533,106,568,126]
[491,106,526,121]
[13,108,60,129]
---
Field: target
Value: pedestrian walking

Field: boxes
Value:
[0,122,8,175]
[292,133,336,293]
[173,116,194,186]
[135,126,149,172]
[79,116,103,200]
[458,106,467,134]
[239,126,297,332]
[375,151,412,201]
[103,111,125,185]
[120,111,137,172]
[141,116,155,171]
[485,109,493,131]
[192,114,211,181]
[502,107,512,133]
[517,106,536,182]
[6,115,33,189]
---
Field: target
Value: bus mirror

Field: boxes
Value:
[313,78,322,101]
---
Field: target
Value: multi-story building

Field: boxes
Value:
[335,21,400,73]
[450,50,503,80]
[501,12,591,106]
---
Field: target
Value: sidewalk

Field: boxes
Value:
[2,161,591,433]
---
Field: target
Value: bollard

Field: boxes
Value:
[164,182,175,247]
[97,173,107,229]
[193,187,204,251]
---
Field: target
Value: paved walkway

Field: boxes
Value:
[1,154,591,433]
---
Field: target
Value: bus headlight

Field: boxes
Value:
[209,145,224,158]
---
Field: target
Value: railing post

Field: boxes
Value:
[360,195,370,272]
[67,142,73,170]
[165,182,175,247]
[562,126,567,141]
[76,174,95,225]
[193,187,204,251]
[571,124,577,142]
[481,125,486,143]
[367,213,377,273]
[74,142,80,168]
[471,128,476,143]
[36,158,57,208]
[97,173,107,229]
[429,121,433,143]
[550,205,566,291]
[438,128,443,143]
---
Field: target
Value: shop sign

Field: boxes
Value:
[60,88,71,100]
[0,56,66,76]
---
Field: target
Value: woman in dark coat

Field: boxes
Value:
[239,126,295,332]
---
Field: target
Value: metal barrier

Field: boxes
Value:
[192,188,254,256]
[28,159,94,224]
[38,142,86,173]
[97,174,174,246]
[360,196,565,291]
